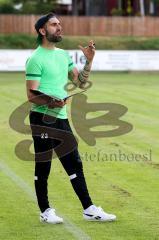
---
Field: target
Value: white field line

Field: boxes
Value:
[0,161,91,240]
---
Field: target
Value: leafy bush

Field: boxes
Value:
[0,2,16,13]
[111,8,123,16]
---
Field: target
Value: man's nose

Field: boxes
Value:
[58,25,62,30]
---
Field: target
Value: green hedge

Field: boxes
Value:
[1,34,159,50]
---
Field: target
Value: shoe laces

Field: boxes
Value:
[45,208,55,216]
[90,205,104,213]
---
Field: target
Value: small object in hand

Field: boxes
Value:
[89,43,95,49]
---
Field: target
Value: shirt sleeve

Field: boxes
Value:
[25,57,42,81]
[66,52,76,72]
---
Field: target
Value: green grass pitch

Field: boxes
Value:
[0,71,159,240]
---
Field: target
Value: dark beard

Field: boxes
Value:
[45,30,62,43]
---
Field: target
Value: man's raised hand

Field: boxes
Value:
[78,40,95,63]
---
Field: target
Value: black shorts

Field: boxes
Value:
[29,111,81,165]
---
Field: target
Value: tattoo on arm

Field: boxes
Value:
[78,60,91,88]
[68,60,92,89]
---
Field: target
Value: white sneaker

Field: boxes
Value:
[83,205,116,222]
[40,208,63,224]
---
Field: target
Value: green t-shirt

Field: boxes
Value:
[25,45,75,119]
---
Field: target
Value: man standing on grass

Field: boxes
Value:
[25,12,116,224]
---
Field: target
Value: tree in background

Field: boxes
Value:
[0,0,57,14]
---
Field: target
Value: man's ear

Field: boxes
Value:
[39,28,46,36]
